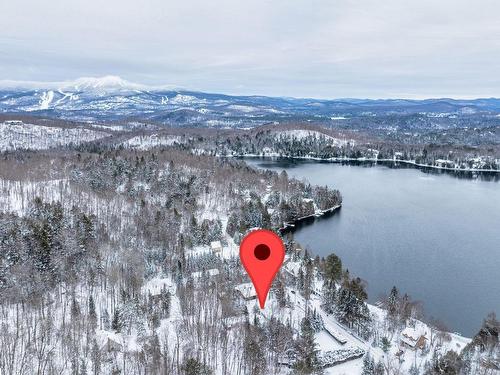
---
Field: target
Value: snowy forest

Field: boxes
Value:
[0,120,498,375]
[183,124,500,172]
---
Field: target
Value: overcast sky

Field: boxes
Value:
[1,0,499,98]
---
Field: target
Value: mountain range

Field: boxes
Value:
[2,76,500,126]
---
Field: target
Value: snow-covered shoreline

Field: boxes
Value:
[279,204,342,232]
[227,153,500,173]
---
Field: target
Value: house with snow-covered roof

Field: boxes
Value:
[210,240,223,253]
[283,260,301,278]
[96,330,124,352]
[191,268,220,279]
[234,283,257,301]
[400,327,428,350]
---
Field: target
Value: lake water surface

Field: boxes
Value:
[245,158,500,336]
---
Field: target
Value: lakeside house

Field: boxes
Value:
[394,151,403,160]
[401,327,428,350]
[434,159,455,168]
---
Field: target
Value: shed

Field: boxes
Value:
[96,330,124,352]
[210,240,223,253]
[191,268,220,279]
[234,283,257,301]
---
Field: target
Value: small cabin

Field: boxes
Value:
[191,268,220,280]
[4,120,23,125]
[222,315,247,330]
[434,159,454,168]
[105,337,123,352]
[401,327,427,350]
[234,283,257,301]
[283,260,301,278]
[96,331,124,352]
[210,240,223,253]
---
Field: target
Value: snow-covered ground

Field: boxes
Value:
[0,148,483,375]
[277,129,355,147]
[0,174,475,375]
[179,217,473,375]
[0,121,108,151]
[0,179,69,213]
[122,134,182,150]
[269,258,472,374]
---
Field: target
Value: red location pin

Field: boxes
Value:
[240,229,285,309]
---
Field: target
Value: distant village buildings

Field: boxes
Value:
[3,120,23,125]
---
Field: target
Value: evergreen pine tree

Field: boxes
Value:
[160,286,171,318]
[321,280,336,314]
[243,322,266,375]
[102,309,110,330]
[111,308,121,333]
[324,253,342,283]
[274,277,287,308]
[374,361,385,375]
[362,353,375,375]
[301,257,314,301]
[88,295,97,329]
[409,363,420,375]
[294,316,321,374]
[181,357,212,375]
[387,286,399,324]
[381,337,391,353]
[80,358,88,375]
[91,338,101,375]
[71,296,81,320]
[309,309,325,333]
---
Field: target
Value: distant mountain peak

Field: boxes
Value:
[69,75,144,91]
[0,76,177,92]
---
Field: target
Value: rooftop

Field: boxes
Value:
[234,283,257,299]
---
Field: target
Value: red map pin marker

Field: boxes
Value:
[240,229,285,309]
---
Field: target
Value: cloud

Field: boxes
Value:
[1,0,499,98]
